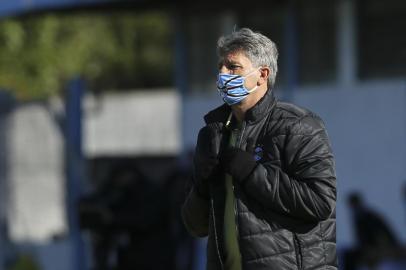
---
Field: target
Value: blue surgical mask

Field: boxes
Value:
[217,68,260,105]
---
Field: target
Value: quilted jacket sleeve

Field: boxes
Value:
[182,125,220,237]
[243,115,337,222]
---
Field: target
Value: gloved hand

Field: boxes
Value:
[193,125,222,198]
[219,145,257,184]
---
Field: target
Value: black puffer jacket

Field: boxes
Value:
[182,90,337,270]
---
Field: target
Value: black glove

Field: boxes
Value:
[193,125,222,198]
[219,147,257,184]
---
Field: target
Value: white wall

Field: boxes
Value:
[8,104,67,243]
[84,89,180,157]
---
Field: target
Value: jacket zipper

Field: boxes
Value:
[293,233,303,270]
[210,114,229,270]
[211,198,225,270]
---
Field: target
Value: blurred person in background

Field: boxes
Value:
[343,192,403,270]
[182,28,337,270]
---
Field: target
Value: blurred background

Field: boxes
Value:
[0,0,405,269]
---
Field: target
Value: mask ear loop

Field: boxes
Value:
[246,85,258,93]
[244,67,262,93]
[242,66,263,79]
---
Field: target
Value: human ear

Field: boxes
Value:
[258,67,270,85]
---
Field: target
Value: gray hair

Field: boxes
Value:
[217,28,279,88]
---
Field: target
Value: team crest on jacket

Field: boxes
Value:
[254,146,264,161]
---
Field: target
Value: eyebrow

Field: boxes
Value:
[218,59,243,69]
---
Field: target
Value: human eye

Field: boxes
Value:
[228,64,242,71]
[218,60,243,73]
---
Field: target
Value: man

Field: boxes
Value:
[182,28,337,270]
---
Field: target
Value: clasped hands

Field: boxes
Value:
[194,128,257,197]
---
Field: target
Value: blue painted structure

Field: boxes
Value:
[0,0,110,17]
[65,78,86,270]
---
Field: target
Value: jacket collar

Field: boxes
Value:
[204,89,276,125]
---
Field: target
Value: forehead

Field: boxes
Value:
[219,51,253,65]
